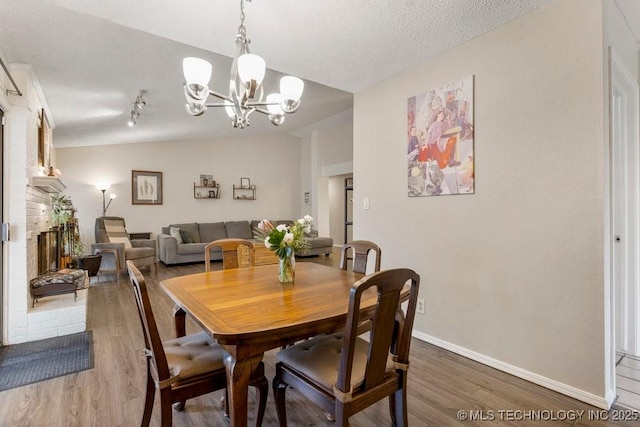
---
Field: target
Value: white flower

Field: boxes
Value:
[303,215,313,223]
[283,232,294,244]
[258,220,266,230]
[297,219,305,226]
[264,236,272,249]
[276,224,288,232]
[304,226,311,234]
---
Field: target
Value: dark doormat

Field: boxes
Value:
[0,331,94,392]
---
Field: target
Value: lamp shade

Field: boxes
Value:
[183,57,212,87]
[280,76,304,102]
[237,54,266,85]
[95,183,111,191]
[266,93,284,115]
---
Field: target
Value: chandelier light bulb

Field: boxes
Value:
[280,76,304,102]
[237,54,266,86]
[109,193,117,200]
[183,57,213,88]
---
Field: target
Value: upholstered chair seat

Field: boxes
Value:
[276,333,395,394]
[163,331,227,381]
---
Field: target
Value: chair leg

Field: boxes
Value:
[392,383,408,427]
[272,371,289,427]
[223,390,229,417]
[141,366,155,427]
[159,389,173,427]
[335,402,348,427]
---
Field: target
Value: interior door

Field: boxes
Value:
[611,52,640,357]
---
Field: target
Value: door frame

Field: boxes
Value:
[606,47,640,405]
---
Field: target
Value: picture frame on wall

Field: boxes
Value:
[38,108,51,170]
[240,177,251,189]
[132,170,163,205]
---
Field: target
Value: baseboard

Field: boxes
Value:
[412,331,609,410]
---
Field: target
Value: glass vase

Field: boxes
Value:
[279,252,295,283]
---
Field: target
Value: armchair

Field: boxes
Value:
[91,216,157,275]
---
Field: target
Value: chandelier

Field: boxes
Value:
[182,0,304,128]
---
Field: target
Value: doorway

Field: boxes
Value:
[610,49,640,409]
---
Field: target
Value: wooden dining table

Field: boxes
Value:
[160,262,374,427]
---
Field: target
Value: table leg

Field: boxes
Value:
[223,353,264,427]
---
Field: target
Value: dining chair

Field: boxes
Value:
[205,238,255,271]
[272,268,420,427]
[174,238,257,338]
[339,240,381,274]
[126,261,268,427]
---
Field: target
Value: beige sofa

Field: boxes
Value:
[157,220,333,266]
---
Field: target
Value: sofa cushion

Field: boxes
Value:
[225,221,253,239]
[307,236,334,249]
[169,223,200,243]
[170,227,183,244]
[180,229,195,244]
[199,222,227,243]
[177,243,207,255]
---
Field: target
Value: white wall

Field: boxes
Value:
[56,134,303,247]
[354,0,607,405]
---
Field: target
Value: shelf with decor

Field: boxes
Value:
[233,178,256,200]
[194,182,220,199]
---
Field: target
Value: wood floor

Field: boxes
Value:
[616,352,640,411]
[0,251,636,426]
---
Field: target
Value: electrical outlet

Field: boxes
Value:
[417,298,425,315]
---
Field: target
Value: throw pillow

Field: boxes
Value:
[180,229,194,244]
[170,227,183,244]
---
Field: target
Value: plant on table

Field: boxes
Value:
[254,215,313,283]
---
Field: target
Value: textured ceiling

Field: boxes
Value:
[0,0,552,147]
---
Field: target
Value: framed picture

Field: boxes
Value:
[240,177,250,189]
[407,75,474,197]
[132,170,163,205]
[38,109,51,169]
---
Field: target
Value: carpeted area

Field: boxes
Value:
[0,331,93,392]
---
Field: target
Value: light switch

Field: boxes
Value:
[363,197,370,210]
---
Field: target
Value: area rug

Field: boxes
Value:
[0,331,93,392]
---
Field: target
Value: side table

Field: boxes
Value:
[93,248,121,282]
[129,232,152,240]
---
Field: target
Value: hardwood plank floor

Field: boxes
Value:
[0,250,636,426]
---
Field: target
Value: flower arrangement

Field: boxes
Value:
[255,215,313,259]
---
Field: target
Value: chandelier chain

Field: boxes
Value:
[238,0,248,37]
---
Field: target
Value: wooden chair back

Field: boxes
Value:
[204,238,255,271]
[336,268,419,401]
[339,240,381,274]
[127,261,174,400]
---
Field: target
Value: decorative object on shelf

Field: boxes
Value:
[132,170,163,205]
[254,216,313,283]
[194,181,220,199]
[95,183,117,217]
[181,0,304,129]
[233,177,256,200]
[199,174,216,187]
[127,91,146,127]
